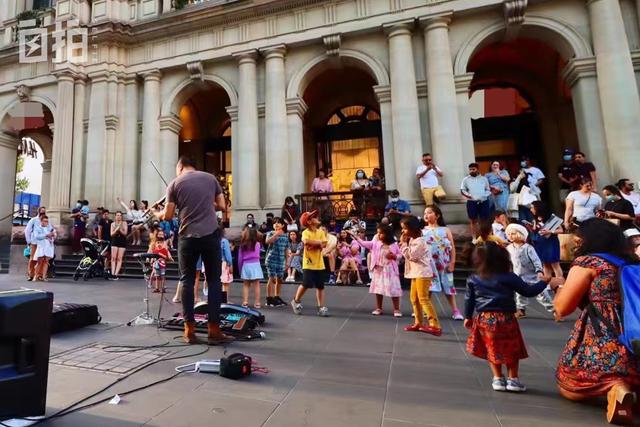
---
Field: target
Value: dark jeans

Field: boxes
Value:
[178,229,222,323]
[72,226,85,253]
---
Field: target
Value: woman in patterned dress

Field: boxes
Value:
[554,218,640,425]
[422,205,462,320]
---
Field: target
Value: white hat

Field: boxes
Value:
[624,228,640,238]
[505,223,529,241]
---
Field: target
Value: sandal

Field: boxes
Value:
[393,311,403,318]
[242,302,249,308]
[254,303,262,309]
[371,309,383,316]
[404,324,421,332]
[152,289,160,293]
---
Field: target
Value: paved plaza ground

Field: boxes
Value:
[0,272,615,427]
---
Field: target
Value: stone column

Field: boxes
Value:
[159,115,182,187]
[103,73,120,206]
[455,73,476,167]
[562,57,612,184]
[233,51,260,210]
[421,14,465,198]
[15,0,25,15]
[373,85,397,191]
[70,75,87,204]
[86,71,109,206]
[140,69,162,200]
[49,71,76,214]
[286,98,308,197]
[588,0,640,180]
[122,74,140,202]
[262,45,289,207]
[0,132,18,240]
[385,22,423,202]
[225,106,240,214]
[40,159,52,208]
[162,0,172,13]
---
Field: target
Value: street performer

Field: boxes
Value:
[154,155,234,345]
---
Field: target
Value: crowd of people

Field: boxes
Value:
[17,148,640,425]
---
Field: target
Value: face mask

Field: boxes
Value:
[76,203,81,208]
[563,155,572,162]
[470,172,478,177]
[520,161,527,168]
[357,173,364,179]
[390,197,399,203]
[287,202,293,206]
[606,195,616,202]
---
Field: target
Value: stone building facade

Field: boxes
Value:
[1,0,640,234]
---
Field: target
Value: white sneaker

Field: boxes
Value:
[318,306,329,317]
[172,296,181,303]
[506,378,527,392]
[291,299,303,315]
[492,377,507,392]
[452,310,464,321]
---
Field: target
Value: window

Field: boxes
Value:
[32,0,55,10]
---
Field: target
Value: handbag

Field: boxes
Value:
[23,245,31,258]
[518,186,537,207]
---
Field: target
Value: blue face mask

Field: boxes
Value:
[520,161,527,168]
[357,173,364,179]
[563,155,572,162]
[606,195,616,202]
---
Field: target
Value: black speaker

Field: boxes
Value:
[0,289,53,420]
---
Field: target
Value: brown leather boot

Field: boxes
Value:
[183,321,202,344]
[207,322,235,346]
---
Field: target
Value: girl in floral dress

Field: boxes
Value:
[286,231,303,281]
[554,219,640,425]
[422,205,463,320]
[336,230,363,285]
[349,225,403,317]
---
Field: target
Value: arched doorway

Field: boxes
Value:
[176,81,233,223]
[466,36,580,212]
[0,101,53,233]
[300,63,385,217]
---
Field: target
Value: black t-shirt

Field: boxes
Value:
[557,163,579,190]
[604,199,635,230]
[575,162,596,182]
[99,219,113,241]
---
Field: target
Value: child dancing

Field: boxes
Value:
[238,227,264,308]
[265,218,289,307]
[349,225,403,317]
[399,216,441,336]
[464,242,554,392]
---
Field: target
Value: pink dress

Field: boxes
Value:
[355,238,402,298]
[369,244,402,297]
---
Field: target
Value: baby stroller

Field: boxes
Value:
[73,238,111,281]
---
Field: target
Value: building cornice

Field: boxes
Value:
[561,56,597,88]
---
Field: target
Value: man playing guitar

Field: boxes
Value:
[153,155,234,345]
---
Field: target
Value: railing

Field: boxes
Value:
[296,190,392,221]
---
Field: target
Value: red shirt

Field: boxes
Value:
[152,247,169,268]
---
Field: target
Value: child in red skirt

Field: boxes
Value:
[464,242,552,392]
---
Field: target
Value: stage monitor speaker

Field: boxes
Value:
[0,289,53,420]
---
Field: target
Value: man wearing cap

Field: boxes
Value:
[291,211,330,317]
[384,190,412,230]
[557,149,579,204]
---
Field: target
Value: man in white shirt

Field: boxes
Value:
[617,179,640,218]
[460,163,492,239]
[520,157,546,197]
[24,206,46,281]
[416,153,446,206]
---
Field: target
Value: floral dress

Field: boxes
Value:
[556,256,640,398]
[422,226,454,294]
[369,244,402,298]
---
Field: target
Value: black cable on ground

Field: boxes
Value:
[4,341,213,426]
